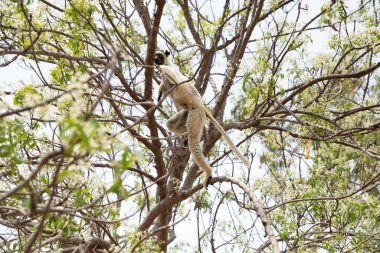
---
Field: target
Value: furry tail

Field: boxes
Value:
[204,109,250,168]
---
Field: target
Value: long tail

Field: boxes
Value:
[204,109,250,168]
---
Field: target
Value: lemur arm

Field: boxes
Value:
[160,65,186,85]
[158,82,164,101]
[157,65,177,102]
[157,65,182,102]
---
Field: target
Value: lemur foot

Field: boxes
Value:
[202,176,212,189]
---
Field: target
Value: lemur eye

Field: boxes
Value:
[154,55,161,65]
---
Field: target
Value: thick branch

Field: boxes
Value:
[139,176,280,253]
[132,0,152,35]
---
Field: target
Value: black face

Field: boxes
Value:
[154,53,165,65]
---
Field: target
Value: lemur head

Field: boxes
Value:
[154,49,171,65]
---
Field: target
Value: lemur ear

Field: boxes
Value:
[165,50,170,57]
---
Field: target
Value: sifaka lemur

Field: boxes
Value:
[154,49,249,188]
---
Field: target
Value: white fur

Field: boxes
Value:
[156,51,249,188]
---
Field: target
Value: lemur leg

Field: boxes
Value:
[166,109,188,134]
[186,108,212,188]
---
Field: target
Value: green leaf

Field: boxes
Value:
[41,175,48,184]
[109,178,122,194]
[74,189,85,207]
[13,85,40,106]
[57,170,70,182]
